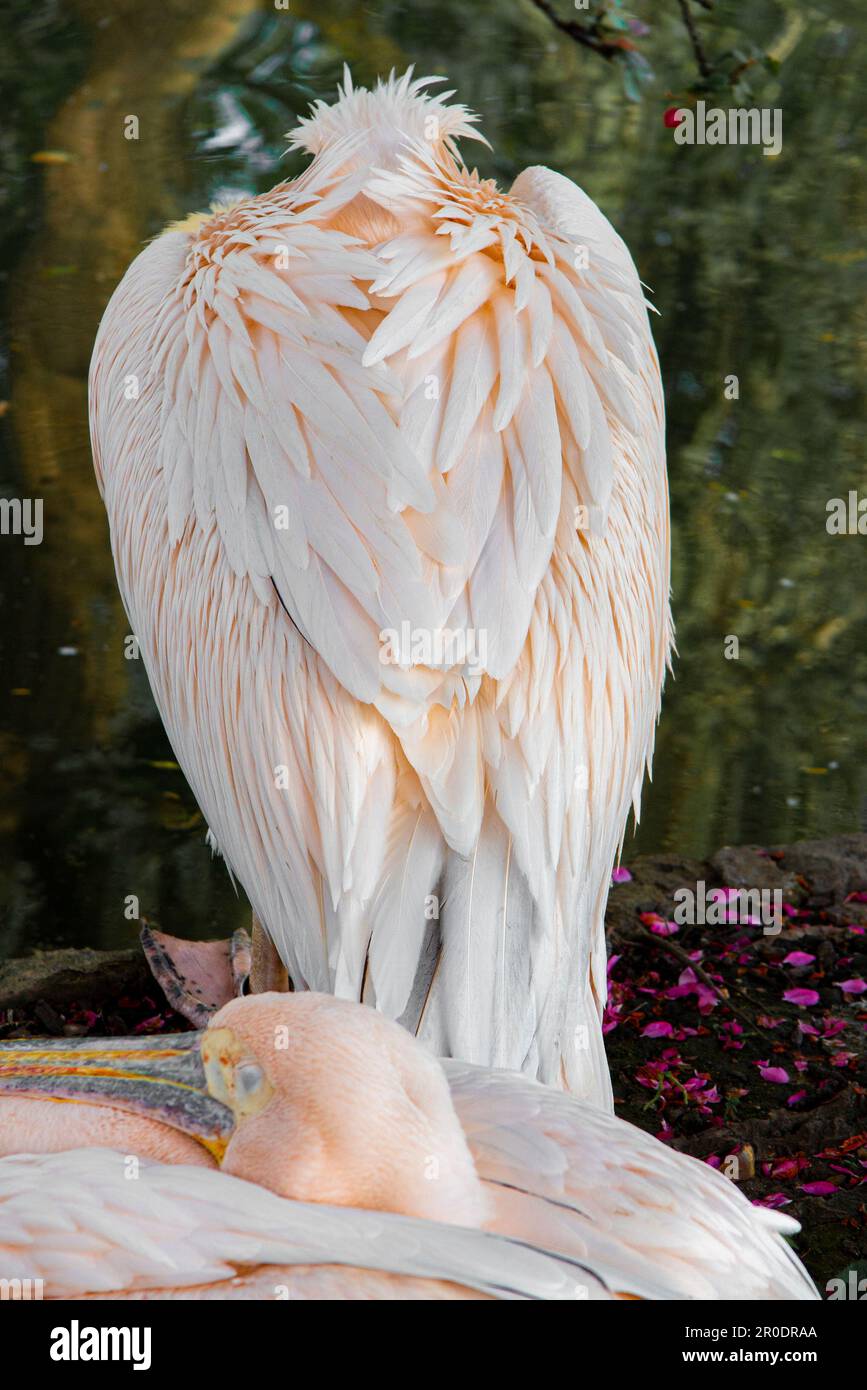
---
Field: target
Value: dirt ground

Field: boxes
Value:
[604,834,867,1294]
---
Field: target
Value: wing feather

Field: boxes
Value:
[0,1148,594,1300]
[445,1064,819,1301]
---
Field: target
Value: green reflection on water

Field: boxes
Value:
[0,0,864,954]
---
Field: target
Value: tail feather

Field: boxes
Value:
[332,792,614,1112]
[560,975,613,1110]
[421,809,537,1070]
[367,790,445,1017]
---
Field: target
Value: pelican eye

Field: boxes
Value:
[234,1061,266,1102]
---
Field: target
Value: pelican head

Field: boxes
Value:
[201,993,490,1227]
[0,994,489,1230]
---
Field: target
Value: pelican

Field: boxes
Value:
[89,68,672,1107]
[0,995,815,1300]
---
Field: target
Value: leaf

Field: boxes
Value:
[31,150,72,164]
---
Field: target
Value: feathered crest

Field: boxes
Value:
[287,66,489,162]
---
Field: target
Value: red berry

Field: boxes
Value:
[663,106,684,129]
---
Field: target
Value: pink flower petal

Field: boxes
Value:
[783,951,816,967]
[837,978,867,995]
[611,866,632,884]
[758,1065,789,1084]
[754,1193,792,1210]
[830,1052,855,1067]
[602,1006,621,1035]
[641,1020,675,1038]
[133,1015,164,1034]
[783,988,820,1007]
[787,1090,807,1106]
[820,1018,846,1037]
[765,1156,806,1179]
[800,1181,837,1196]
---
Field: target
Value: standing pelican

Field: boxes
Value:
[89,69,671,1107]
[0,995,815,1300]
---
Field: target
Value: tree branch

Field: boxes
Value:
[529,0,719,90]
[527,0,625,61]
[676,0,712,79]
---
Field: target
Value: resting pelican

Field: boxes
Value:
[89,69,672,1107]
[0,995,815,1300]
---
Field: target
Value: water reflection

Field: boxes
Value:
[1,0,864,953]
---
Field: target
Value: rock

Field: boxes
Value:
[768,834,867,901]
[0,947,149,1010]
[709,844,798,894]
[32,1000,65,1035]
[605,852,708,945]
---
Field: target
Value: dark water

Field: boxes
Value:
[1,0,865,955]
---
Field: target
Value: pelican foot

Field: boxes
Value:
[140,924,251,1027]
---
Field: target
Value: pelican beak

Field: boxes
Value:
[0,1031,235,1162]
